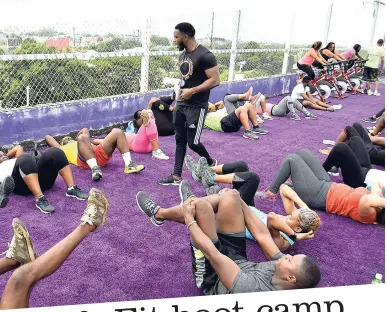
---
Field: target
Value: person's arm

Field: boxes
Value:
[381,56,384,71]
[323,49,343,61]
[311,49,329,65]
[159,95,174,106]
[183,199,240,290]
[267,212,295,237]
[180,53,220,101]
[371,180,385,196]
[7,145,24,159]
[241,204,282,260]
[279,184,308,215]
[358,194,385,217]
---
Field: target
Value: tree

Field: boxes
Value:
[150,35,170,47]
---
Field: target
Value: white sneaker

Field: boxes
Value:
[332,104,342,110]
[256,115,264,123]
[373,91,381,96]
[262,112,273,120]
[152,149,169,160]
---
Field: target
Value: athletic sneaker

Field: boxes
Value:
[179,180,195,204]
[66,185,88,200]
[152,149,169,160]
[262,112,273,120]
[210,158,218,167]
[256,115,264,123]
[157,174,182,186]
[197,157,213,182]
[136,191,164,226]
[92,166,103,181]
[206,185,223,196]
[80,188,109,230]
[252,126,268,135]
[367,89,373,95]
[374,91,381,96]
[201,166,216,188]
[255,189,276,201]
[290,113,301,120]
[362,117,377,123]
[328,167,339,176]
[125,161,145,174]
[327,107,335,112]
[4,218,36,265]
[243,130,259,140]
[36,195,55,213]
[0,176,15,208]
[305,114,317,120]
[185,155,201,182]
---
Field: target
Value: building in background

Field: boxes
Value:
[46,37,70,51]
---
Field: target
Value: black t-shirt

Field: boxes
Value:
[178,44,217,106]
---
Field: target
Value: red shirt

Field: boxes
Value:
[326,183,376,224]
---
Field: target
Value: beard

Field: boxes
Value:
[178,42,186,51]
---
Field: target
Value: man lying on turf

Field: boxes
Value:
[185,156,321,251]
[0,188,109,309]
[46,127,145,182]
[136,180,321,294]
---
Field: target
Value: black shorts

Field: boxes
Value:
[190,232,247,294]
[220,111,243,133]
[362,67,379,82]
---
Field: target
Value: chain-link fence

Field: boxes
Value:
[0,2,383,110]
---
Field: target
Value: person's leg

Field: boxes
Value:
[371,112,385,135]
[223,94,245,114]
[172,106,188,179]
[314,99,331,109]
[44,135,60,148]
[267,154,329,208]
[231,172,259,206]
[186,107,214,166]
[11,154,43,198]
[302,100,327,111]
[293,99,313,116]
[234,106,252,131]
[77,129,97,168]
[99,128,129,156]
[0,188,108,310]
[346,136,372,169]
[322,143,367,188]
[375,109,385,119]
[0,258,19,275]
[244,102,259,127]
[271,96,290,116]
[221,161,249,174]
[296,149,331,182]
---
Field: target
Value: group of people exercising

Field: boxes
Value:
[0,22,385,309]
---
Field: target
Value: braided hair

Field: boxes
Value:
[298,208,321,232]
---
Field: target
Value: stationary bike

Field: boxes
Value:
[296,67,334,103]
[333,60,364,94]
[320,63,348,99]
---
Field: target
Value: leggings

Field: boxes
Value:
[11,148,69,195]
[223,94,244,114]
[346,123,385,167]
[297,62,315,79]
[269,149,331,210]
[374,108,385,119]
[323,138,370,188]
[222,161,260,207]
[126,111,158,153]
[152,99,174,137]
[272,96,311,116]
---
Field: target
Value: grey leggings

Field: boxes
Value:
[272,96,311,116]
[268,149,332,210]
[224,94,244,114]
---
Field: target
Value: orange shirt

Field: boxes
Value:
[326,183,376,224]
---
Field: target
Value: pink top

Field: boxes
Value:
[341,48,355,60]
[298,50,315,66]
[257,103,274,114]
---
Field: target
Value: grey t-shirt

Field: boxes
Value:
[205,252,285,295]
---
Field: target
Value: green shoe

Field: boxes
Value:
[35,195,55,213]
[66,185,88,200]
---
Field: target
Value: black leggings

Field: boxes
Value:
[323,138,370,188]
[346,123,385,167]
[222,161,260,207]
[297,62,315,79]
[375,108,385,119]
[12,148,69,195]
[152,99,175,137]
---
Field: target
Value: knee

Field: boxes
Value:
[332,142,348,153]
[246,172,260,187]
[47,147,66,159]
[77,133,89,144]
[7,263,35,290]
[234,161,249,172]
[194,198,213,215]
[111,128,124,136]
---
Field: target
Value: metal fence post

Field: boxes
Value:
[323,3,333,45]
[281,10,295,74]
[369,0,381,46]
[228,10,241,82]
[140,17,151,93]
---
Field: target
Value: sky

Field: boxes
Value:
[0,0,385,47]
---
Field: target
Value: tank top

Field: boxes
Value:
[298,50,315,66]
[326,183,376,224]
[320,49,330,61]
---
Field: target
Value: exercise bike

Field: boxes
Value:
[320,63,348,99]
[333,60,364,94]
[296,67,334,103]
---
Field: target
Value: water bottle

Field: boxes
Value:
[372,273,383,284]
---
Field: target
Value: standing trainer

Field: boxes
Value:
[158,23,220,186]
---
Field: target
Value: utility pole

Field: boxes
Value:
[73,27,76,47]
[210,12,214,49]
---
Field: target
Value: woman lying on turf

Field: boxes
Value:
[0,145,88,213]
[185,156,321,250]
[259,149,385,225]
[96,110,169,160]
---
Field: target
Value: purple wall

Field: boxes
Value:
[0,74,297,146]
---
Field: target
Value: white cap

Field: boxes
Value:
[375,273,383,280]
